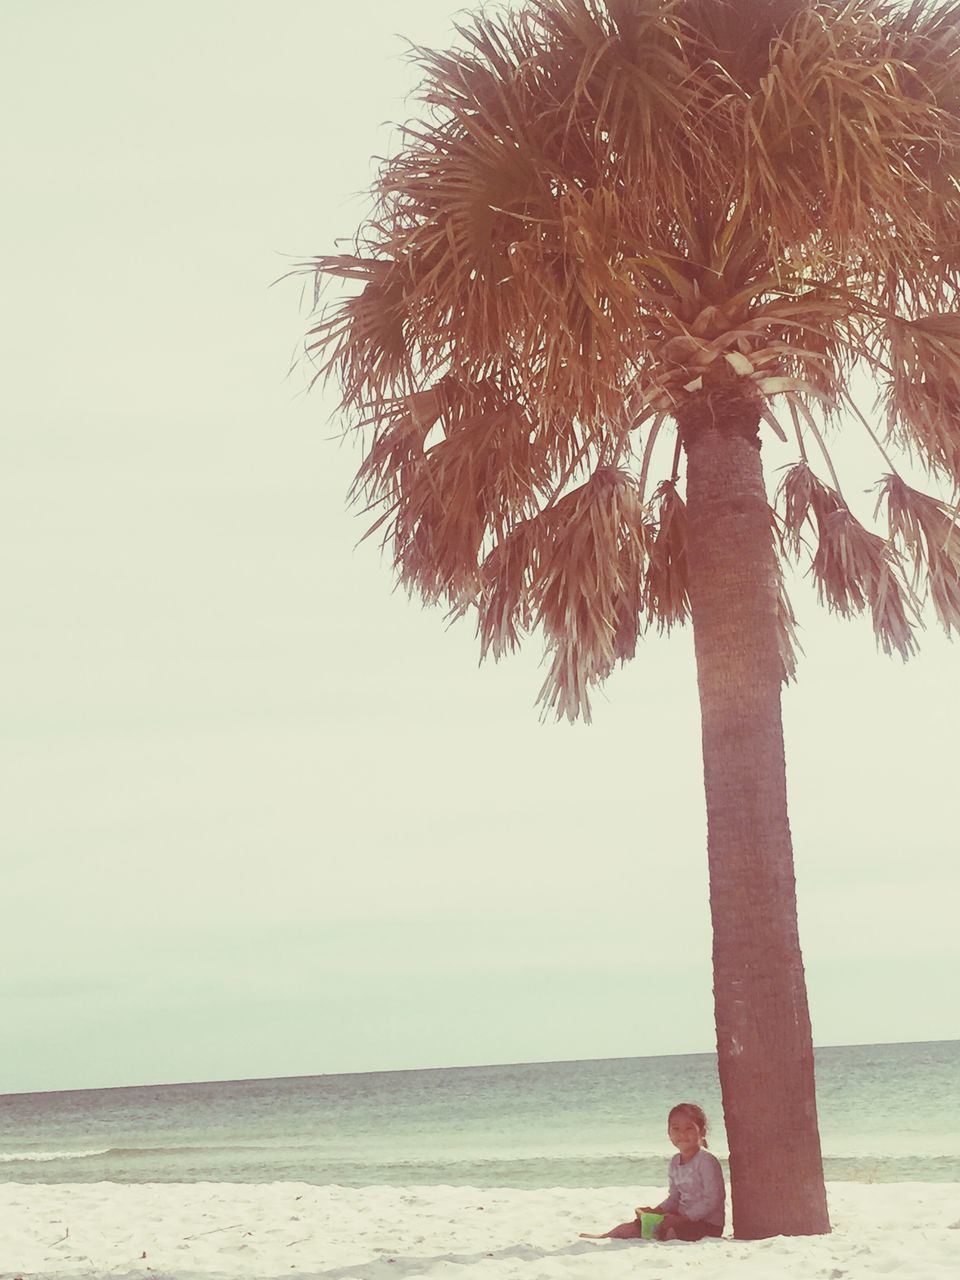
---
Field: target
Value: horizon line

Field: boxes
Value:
[3,1036,957,1101]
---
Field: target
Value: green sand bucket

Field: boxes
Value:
[638,1213,665,1239]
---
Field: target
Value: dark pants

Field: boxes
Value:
[673,1219,723,1241]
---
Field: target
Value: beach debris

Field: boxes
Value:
[182,1223,244,1239]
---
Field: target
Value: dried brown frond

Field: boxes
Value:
[885,314,960,485]
[770,507,803,682]
[778,461,918,656]
[811,509,918,658]
[305,256,413,406]
[734,1,960,276]
[878,473,960,634]
[475,464,653,711]
[532,467,649,722]
[474,516,540,660]
[645,479,689,630]
[777,462,843,556]
[360,375,551,604]
[776,567,801,683]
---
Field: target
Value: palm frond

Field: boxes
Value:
[878,473,960,633]
[885,313,960,484]
[812,509,918,658]
[776,566,801,683]
[358,375,550,604]
[474,516,540,660]
[778,460,842,555]
[779,462,918,657]
[304,256,413,406]
[770,506,803,681]
[645,478,690,630]
[533,466,649,722]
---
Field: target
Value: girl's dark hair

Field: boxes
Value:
[668,1102,709,1148]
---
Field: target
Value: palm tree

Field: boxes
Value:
[299,0,960,1239]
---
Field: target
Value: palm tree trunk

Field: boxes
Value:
[681,416,831,1240]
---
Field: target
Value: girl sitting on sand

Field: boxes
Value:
[580,1102,725,1242]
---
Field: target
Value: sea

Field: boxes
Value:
[1,1041,957,1188]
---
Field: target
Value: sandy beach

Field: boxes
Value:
[3,1182,958,1280]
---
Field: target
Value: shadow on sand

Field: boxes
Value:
[313,1237,661,1279]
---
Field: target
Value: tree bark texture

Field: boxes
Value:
[682,420,831,1240]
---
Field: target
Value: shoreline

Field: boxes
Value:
[4,1150,957,1189]
[3,1181,958,1280]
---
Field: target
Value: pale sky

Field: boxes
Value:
[2,0,957,1096]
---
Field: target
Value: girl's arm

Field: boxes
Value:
[651,1161,680,1215]
[652,1189,679,1214]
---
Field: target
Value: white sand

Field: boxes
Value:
[2,1182,958,1280]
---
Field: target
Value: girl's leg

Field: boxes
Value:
[672,1219,723,1242]
[605,1220,644,1239]
[579,1220,643,1240]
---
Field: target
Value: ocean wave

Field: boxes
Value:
[0,1144,273,1163]
[3,1148,959,1188]
[0,1149,111,1163]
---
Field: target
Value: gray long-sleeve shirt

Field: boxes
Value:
[654,1148,726,1228]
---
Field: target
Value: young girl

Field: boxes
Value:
[579,1102,726,1242]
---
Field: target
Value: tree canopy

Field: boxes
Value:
[303,0,960,719]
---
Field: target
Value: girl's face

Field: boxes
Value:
[668,1112,703,1158]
